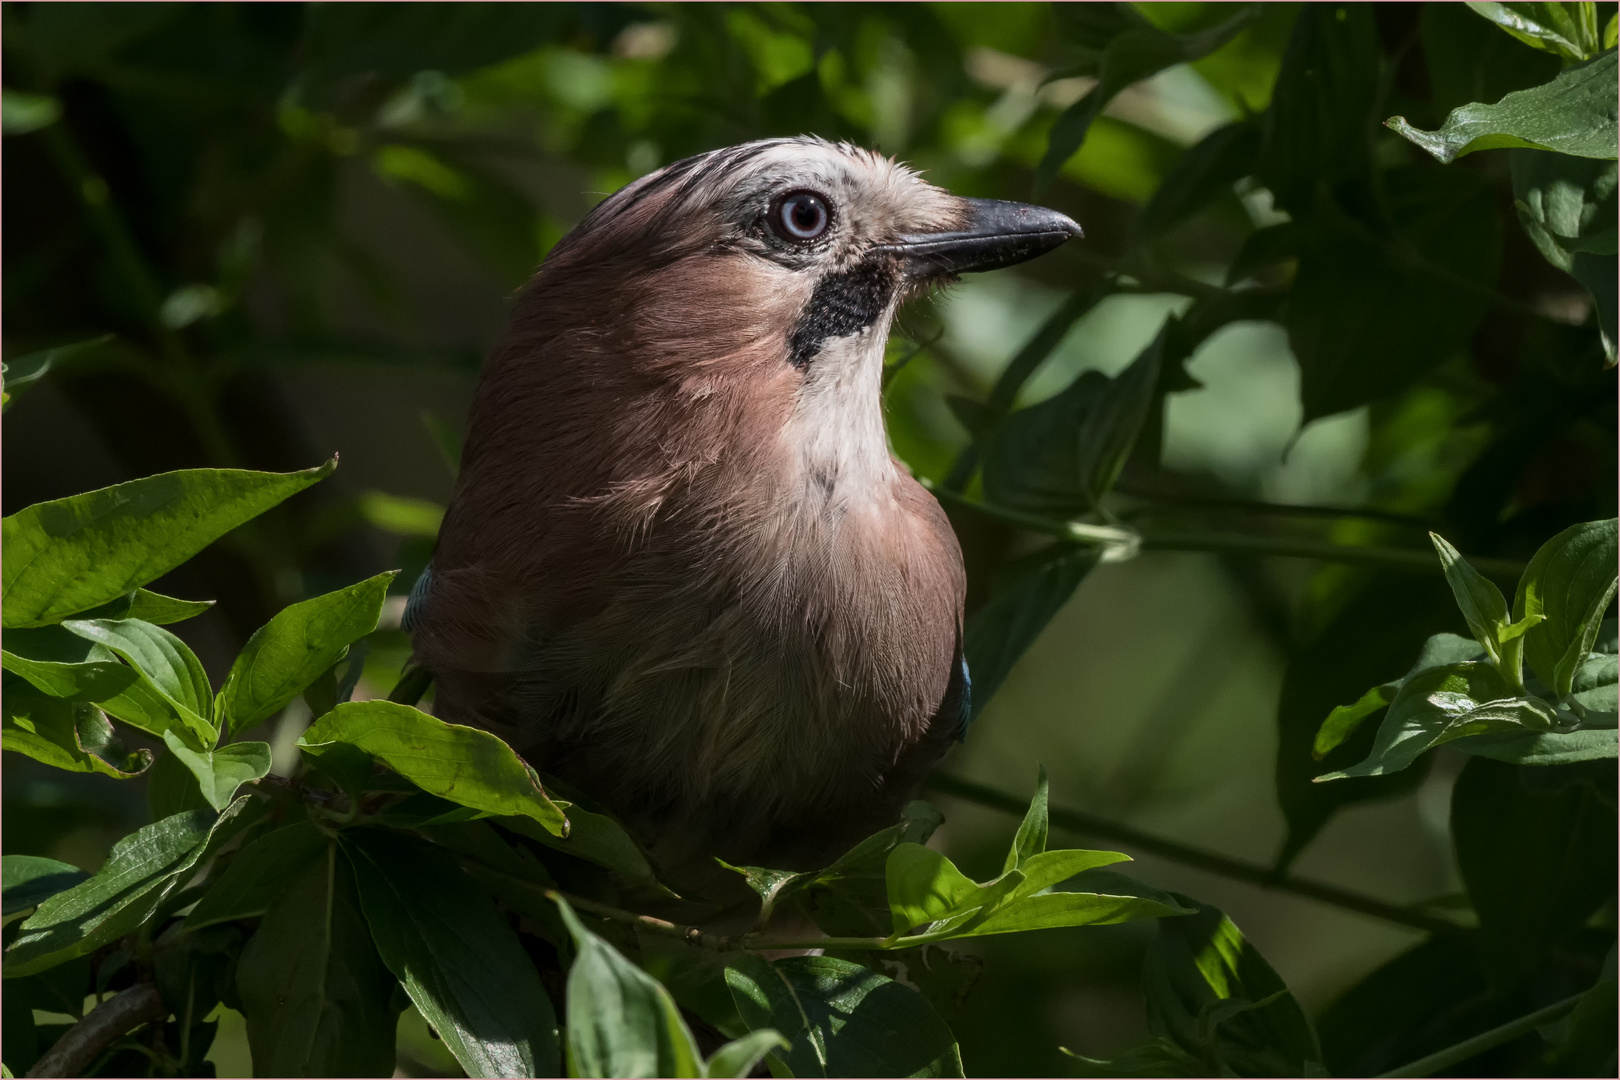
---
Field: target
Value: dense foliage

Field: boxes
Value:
[2,3,1616,1078]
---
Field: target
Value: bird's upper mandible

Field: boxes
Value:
[410,137,1081,874]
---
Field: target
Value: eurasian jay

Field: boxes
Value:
[406,137,1079,882]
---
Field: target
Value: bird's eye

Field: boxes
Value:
[772,191,831,242]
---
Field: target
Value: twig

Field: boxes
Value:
[26,983,168,1078]
[924,773,1465,937]
[1377,990,1586,1077]
[923,481,1526,581]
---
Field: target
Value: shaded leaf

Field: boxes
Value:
[344,828,560,1078]
[1430,532,1513,666]
[237,840,400,1077]
[1,624,138,702]
[76,588,216,625]
[704,1030,792,1079]
[1287,167,1500,420]
[4,798,258,977]
[1037,5,1260,190]
[1002,764,1049,873]
[1513,518,1619,697]
[219,571,395,733]
[1315,662,1555,780]
[185,820,326,929]
[1466,2,1604,62]
[2,677,152,778]
[552,894,705,1078]
[2,857,89,917]
[1134,119,1264,242]
[725,953,964,1078]
[1142,898,1324,1076]
[161,731,272,812]
[1386,50,1619,163]
[62,618,214,744]
[1451,756,1618,979]
[299,700,566,834]
[1,460,335,628]
[982,326,1164,517]
[0,336,109,410]
[963,543,1101,720]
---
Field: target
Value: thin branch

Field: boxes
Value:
[1113,485,1432,529]
[26,983,167,1078]
[923,481,1526,581]
[924,773,1465,937]
[1377,990,1586,1078]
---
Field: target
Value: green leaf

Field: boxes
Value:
[1141,899,1324,1076]
[77,588,216,625]
[161,731,272,812]
[236,839,400,1077]
[1386,50,1619,163]
[299,700,568,834]
[963,543,1101,719]
[2,624,138,701]
[219,572,395,733]
[1312,684,1394,759]
[1511,150,1619,356]
[2,677,152,778]
[1258,3,1381,211]
[2,857,89,917]
[357,491,444,537]
[344,828,560,1078]
[62,618,213,743]
[1430,533,1512,666]
[1451,724,1617,765]
[885,844,997,937]
[2,460,336,628]
[1514,518,1619,697]
[185,820,326,929]
[725,953,964,1078]
[0,89,61,136]
[982,325,1164,517]
[1287,167,1500,420]
[552,894,705,1078]
[704,1030,791,1079]
[1451,756,1617,979]
[1465,1,1604,60]
[1134,120,1264,242]
[4,798,258,977]
[1036,5,1260,190]
[723,803,945,937]
[0,336,109,412]
[1316,662,1559,780]
[1002,765,1049,873]
[499,797,661,888]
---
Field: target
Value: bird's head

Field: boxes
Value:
[481,137,1080,520]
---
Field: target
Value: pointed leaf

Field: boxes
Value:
[1430,533,1510,665]
[237,840,400,1076]
[2,461,336,628]
[704,1030,791,1079]
[344,829,560,1078]
[219,572,395,733]
[1514,518,1619,697]
[185,820,326,929]
[2,677,151,778]
[300,701,567,834]
[1465,1,1603,60]
[2,857,89,917]
[964,543,1100,718]
[552,894,704,1078]
[74,589,216,625]
[61,618,213,742]
[1002,765,1050,874]
[1386,50,1619,163]
[161,731,272,812]
[725,953,963,1078]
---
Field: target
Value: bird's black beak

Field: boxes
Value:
[882,198,1082,278]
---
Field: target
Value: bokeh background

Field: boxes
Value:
[4,3,1614,1076]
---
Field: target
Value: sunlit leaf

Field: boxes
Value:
[1386,50,1619,163]
[62,618,214,744]
[553,894,705,1078]
[2,857,89,917]
[219,571,395,733]
[300,700,568,835]
[2,461,335,628]
[1,674,152,779]
[725,953,964,1078]
[1465,1,1603,60]
[161,731,272,812]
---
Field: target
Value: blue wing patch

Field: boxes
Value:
[954,653,973,740]
[402,565,432,633]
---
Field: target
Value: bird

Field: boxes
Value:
[405,137,1080,886]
